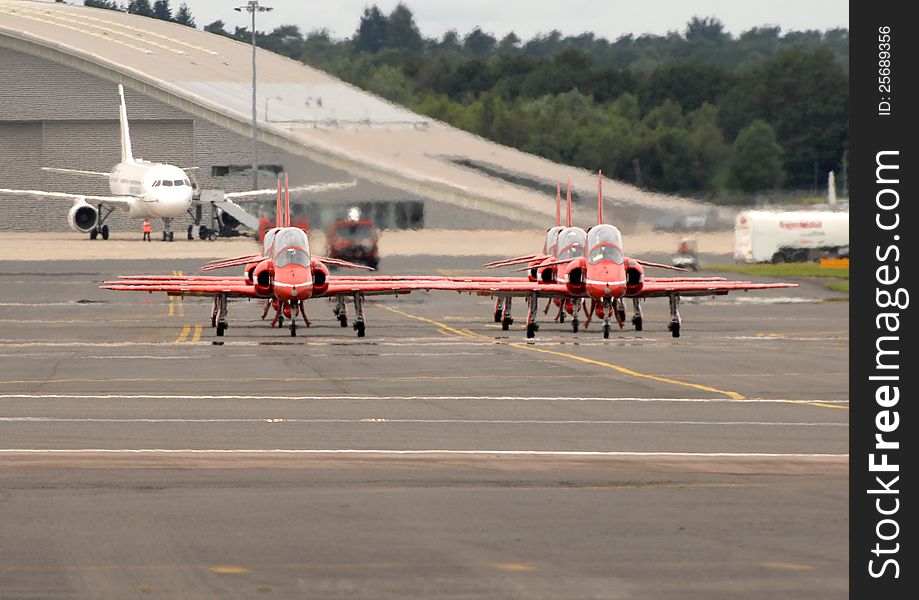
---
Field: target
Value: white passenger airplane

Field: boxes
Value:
[0,85,199,241]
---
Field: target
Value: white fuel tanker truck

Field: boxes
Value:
[733,210,849,263]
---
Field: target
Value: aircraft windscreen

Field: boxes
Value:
[275,247,310,268]
[173,180,186,186]
[556,228,587,261]
[587,225,624,264]
[162,180,173,187]
[273,228,310,257]
[262,229,277,255]
[544,226,564,256]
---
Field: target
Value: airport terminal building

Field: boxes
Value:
[0,0,708,234]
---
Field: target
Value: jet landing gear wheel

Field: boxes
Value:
[501,317,513,331]
[668,322,681,338]
[632,316,643,331]
[338,314,348,327]
[494,309,502,323]
[90,227,98,240]
[216,322,226,336]
[290,321,297,337]
[526,323,538,338]
[355,322,366,337]
[572,319,579,333]
[101,225,109,240]
[603,323,611,339]
[277,316,284,328]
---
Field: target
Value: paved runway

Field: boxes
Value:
[0,255,848,598]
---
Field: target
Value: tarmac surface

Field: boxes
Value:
[0,251,848,599]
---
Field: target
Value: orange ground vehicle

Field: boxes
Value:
[325,216,379,270]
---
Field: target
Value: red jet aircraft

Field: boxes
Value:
[102,176,467,338]
[447,172,798,339]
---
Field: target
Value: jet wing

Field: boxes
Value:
[483,254,552,269]
[41,167,112,178]
[101,275,257,298]
[223,180,357,201]
[414,278,571,298]
[0,188,135,208]
[633,280,798,298]
[200,255,265,271]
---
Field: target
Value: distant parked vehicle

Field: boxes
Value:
[326,209,380,270]
[733,210,849,263]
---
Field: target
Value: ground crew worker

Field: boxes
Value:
[142,219,152,241]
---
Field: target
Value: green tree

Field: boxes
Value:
[174,2,195,27]
[203,20,230,37]
[354,6,387,53]
[638,62,733,113]
[261,25,304,59]
[719,46,847,187]
[152,0,171,21]
[498,33,521,54]
[366,65,416,105]
[464,27,497,57]
[729,120,785,192]
[385,3,423,53]
[126,0,154,17]
[84,1,123,10]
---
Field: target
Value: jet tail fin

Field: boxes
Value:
[597,170,603,225]
[555,182,561,227]
[566,176,572,228]
[117,85,135,164]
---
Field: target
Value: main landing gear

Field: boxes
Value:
[212,294,229,336]
[525,292,540,339]
[333,297,349,328]
[161,218,175,242]
[667,293,682,338]
[89,205,115,240]
[631,298,643,331]
[500,297,514,331]
[352,292,366,337]
[571,298,582,333]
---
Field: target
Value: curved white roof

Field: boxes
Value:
[0,0,708,227]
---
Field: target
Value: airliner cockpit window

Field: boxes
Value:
[152,181,160,187]
[173,180,186,186]
[162,180,173,187]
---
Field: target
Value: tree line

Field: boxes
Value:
[84,2,849,202]
[83,1,195,27]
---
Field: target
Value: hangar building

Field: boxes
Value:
[0,0,712,235]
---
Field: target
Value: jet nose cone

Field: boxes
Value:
[586,263,626,298]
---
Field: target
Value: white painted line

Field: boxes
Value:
[0,449,849,458]
[0,417,846,427]
[0,394,850,404]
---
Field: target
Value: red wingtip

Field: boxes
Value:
[597,170,603,225]
[566,176,572,228]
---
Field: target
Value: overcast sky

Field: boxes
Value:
[62,1,848,40]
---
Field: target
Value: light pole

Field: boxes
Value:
[234,0,273,190]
